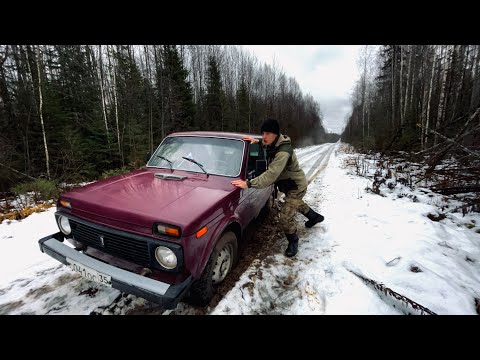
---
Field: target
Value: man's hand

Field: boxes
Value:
[243,136,259,143]
[231,179,248,189]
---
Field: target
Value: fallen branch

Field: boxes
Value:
[431,185,480,195]
[413,140,445,156]
[424,106,480,170]
[0,162,37,181]
[348,269,437,315]
[426,128,480,160]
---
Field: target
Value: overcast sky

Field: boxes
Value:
[242,45,363,134]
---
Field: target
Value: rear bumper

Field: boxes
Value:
[38,233,193,309]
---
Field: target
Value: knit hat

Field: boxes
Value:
[260,118,280,135]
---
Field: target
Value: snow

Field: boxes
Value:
[1,143,479,315]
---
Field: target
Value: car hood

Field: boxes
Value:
[63,169,236,236]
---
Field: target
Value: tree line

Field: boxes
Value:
[343,45,480,168]
[0,45,329,192]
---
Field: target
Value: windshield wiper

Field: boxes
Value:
[156,155,174,172]
[181,156,209,177]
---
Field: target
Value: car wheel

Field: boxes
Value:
[186,231,238,307]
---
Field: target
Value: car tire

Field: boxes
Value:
[186,231,238,306]
[186,231,238,307]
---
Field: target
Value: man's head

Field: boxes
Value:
[260,118,280,145]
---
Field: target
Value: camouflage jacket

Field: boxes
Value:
[248,134,307,194]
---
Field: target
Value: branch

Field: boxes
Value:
[0,162,37,181]
[412,140,445,156]
[348,269,437,315]
[417,105,480,173]
[427,128,480,159]
[431,185,480,195]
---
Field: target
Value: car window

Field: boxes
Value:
[148,136,244,177]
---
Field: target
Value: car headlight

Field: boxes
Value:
[155,246,177,269]
[57,215,71,235]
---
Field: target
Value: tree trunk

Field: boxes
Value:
[34,46,50,179]
[425,47,437,148]
[391,47,396,127]
[435,46,450,146]
[449,45,466,123]
[109,45,122,164]
[362,45,368,144]
[97,45,110,140]
[403,45,413,124]
[399,45,404,127]
[470,46,480,111]
[144,45,153,153]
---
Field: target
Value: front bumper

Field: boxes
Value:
[38,232,193,309]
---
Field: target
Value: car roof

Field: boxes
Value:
[167,131,261,140]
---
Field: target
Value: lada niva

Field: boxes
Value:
[38,131,272,308]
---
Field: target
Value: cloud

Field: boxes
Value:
[321,98,353,133]
[242,45,362,135]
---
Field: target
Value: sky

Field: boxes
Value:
[1,142,479,315]
[242,45,363,134]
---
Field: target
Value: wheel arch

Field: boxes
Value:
[192,219,241,279]
[185,223,240,307]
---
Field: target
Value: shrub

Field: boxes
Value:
[12,179,60,202]
[100,166,131,179]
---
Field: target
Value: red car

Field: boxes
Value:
[39,131,272,308]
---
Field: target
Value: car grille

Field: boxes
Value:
[70,220,151,267]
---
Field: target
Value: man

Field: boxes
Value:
[231,118,324,257]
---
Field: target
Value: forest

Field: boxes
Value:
[344,45,479,159]
[344,45,480,201]
[2,44,478,204]
[0,45,333,193]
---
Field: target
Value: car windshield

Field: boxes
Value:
[147,136,244,177]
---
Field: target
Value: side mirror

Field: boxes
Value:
[255,160,267,176]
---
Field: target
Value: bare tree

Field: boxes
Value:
[424,46,437,149]
[435,46,450,146]
[97,45,110,139]
[402,45,413,125]
[470,46,480,111]
[34,46,50,179]
[108,45,122,164]
[143,45,154,153]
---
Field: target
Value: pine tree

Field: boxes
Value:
[161,45,195,133]
[237,77,250,132]
[205,55,224,130]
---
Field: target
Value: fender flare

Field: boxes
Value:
[192,214,245,279]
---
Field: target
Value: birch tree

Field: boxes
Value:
[402,45,413,125]
[424,46,437,149]
[34,46,50,179]
[435,46,450,146]
[97,45,109,140]
[108,45,122,164]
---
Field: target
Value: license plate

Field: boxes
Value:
[67,258,112,287]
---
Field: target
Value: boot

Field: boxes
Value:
[304,208,324,228]
[285,233,299,257]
